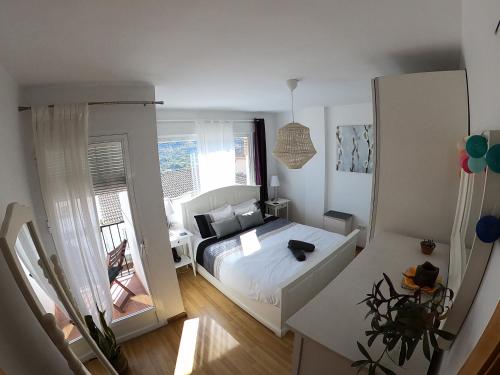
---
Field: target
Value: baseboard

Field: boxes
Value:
[167,311,187,323]
[79,321,163,362]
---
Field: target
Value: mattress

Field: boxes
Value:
[195,218,346,307]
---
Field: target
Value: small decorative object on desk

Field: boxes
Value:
[353,273,455,374]
[402,263,442,294]
[420,239,436,255]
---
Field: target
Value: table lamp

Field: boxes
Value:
[270,175,280,201]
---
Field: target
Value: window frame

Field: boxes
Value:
[88,134,143,239]
[233,130,256,186]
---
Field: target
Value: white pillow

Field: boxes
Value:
[209,203,234,221]
[233,198,258,215]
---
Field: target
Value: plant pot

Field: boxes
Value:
[420,242,435,255]
[111,349,129,375]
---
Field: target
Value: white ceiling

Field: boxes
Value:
[0,0,461,111]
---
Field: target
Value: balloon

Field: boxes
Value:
[468,157,487,173]
[476,216,500,243]
[485,144,500,173]
[466,135,488,158]
[458,149,468,163]
[461,156,472,173]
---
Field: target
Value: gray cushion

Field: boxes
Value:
[237,209,265,230]
[211,216,242,238]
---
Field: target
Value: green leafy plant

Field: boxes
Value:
[352,273,455,374]
[84,307,120,361]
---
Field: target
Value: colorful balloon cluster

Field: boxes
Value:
[458,135,500,243]
[458,135,500,174]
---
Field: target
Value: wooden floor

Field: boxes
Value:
[86,269,294,374]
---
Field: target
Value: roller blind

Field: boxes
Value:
[88,141,127,194]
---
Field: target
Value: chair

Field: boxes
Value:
[107,239,135,313]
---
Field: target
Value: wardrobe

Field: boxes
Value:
[370,70,469,243]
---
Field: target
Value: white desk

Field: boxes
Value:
[287,232,450,375]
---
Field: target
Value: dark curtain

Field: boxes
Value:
[253,118,268,203]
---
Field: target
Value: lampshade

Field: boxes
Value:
[164,198,175,217]
[270,175,280,187]
[273,122,317,169]
[272,79,317,169]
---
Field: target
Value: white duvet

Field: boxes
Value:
[201,222,347,307]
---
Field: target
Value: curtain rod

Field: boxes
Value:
[18,100,164,112]
[158,119,255,123]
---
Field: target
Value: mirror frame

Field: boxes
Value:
[440,130,500,349]
[0,203,118,374]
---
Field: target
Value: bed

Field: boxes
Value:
[181,185,360,337]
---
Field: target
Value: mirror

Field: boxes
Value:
[0,203,117,374]
[442,130,500,349]
[448,171,485,297]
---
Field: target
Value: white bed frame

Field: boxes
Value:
[181,185,360,337]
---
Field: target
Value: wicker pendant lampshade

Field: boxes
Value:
[273,122,316,169]
[273,79,317,169]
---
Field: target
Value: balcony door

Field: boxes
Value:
[71,134,160,357]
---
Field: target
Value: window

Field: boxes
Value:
[88,141,128,226]
[234,135,252,185]
[158,138,200,199]
[157,126,255,203]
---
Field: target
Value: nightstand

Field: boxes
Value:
[265,198,290,219]
[169,228,196,276]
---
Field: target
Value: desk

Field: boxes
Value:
[287,232,450,375]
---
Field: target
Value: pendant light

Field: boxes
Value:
[273,79,317,169]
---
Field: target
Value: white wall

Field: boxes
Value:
[21,84,185,324]
[275,107,326,228]
[0,65,70,374]
[438,1,500,373]
[157,109,278,181]
[274,104,373,246]
[326,103,373,247]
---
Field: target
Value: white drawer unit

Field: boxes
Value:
[264,198,290,220]
[169,228,196,276]
[323,210,353,235]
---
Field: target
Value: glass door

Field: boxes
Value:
[70,134,160,356]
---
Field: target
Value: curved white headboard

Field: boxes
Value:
[181,185,261,233]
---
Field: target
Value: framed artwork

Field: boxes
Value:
[336,125,374,173]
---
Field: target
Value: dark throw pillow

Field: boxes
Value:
[194,214,216,238]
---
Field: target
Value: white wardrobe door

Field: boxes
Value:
[371,71,469,243]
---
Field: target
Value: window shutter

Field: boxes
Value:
[88,141,127,194]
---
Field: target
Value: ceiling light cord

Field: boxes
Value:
[291,89,295,123]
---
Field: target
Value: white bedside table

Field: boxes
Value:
[169,228,196,276]
[265,198,290,219]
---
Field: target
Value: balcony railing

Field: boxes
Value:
[100,221,133,277]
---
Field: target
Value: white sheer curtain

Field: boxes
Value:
[32,104,113,325]
[196,120,236,192]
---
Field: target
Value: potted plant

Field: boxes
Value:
[85,308,128,374]
[420,239,436,255]
[352,273,454,375]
